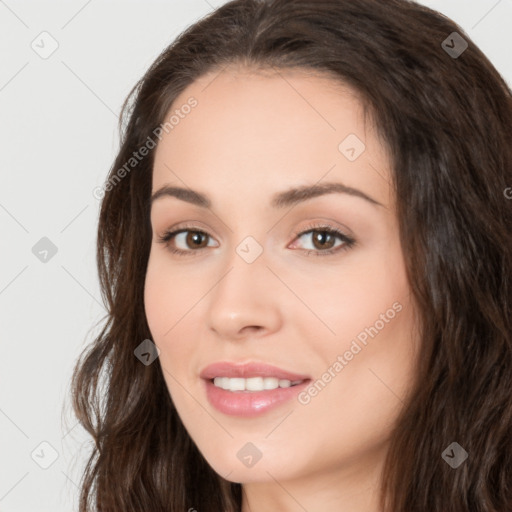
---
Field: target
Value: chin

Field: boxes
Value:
[198,440,307,484]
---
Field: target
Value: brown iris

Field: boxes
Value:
[186,231,209,249]
[311,230,336,250]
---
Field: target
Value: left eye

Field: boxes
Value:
[291,228,355,254]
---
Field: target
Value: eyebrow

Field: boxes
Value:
[150,182,383,209]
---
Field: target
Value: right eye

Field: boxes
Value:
[157,228,219,256]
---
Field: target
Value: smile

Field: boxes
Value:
[200,361,311,416]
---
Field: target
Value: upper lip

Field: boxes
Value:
[200,361,311,381]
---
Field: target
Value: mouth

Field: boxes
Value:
[200,361,311,417]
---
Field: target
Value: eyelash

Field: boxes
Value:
[156,222,356,258]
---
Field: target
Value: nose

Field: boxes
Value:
[206,252,283,342]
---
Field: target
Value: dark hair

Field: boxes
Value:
[70,0,512,510]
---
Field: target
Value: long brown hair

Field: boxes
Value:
[70,0,512,510]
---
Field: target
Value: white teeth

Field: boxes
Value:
[213,376,302,391]
[229,377,245,391]
[246,377,264,391]
[263,377,279,390]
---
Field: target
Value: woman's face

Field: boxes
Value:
[144,66,419,493]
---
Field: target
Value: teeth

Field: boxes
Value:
[213,376,303,392]
[247,377,264,391]
[264,377,279,390]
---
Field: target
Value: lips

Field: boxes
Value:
[200,361,310,381]
[200,361,311,417]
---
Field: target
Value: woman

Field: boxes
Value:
[71,0,512,510]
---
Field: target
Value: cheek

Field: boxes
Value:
[307,254,410,346]
[144,253,197,338]
[303,244,418,421]
[298,301,418,458]
[143,254,203,386]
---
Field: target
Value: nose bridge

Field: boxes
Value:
[206,237,282,338]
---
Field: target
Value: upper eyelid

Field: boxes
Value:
[160,218,350,235]
[161,223,345,237]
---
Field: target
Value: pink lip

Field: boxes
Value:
[200,361,311,417]
[200,361,310,381]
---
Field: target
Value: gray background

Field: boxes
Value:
[1,1,510,510]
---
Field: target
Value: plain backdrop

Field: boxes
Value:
[1,1,511,510]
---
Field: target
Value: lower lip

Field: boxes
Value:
[203,379,310,417]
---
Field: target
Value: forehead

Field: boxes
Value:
[152,65,392,209]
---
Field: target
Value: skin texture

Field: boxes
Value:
[144,65,421,512]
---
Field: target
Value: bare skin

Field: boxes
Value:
[144,64,420,512]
